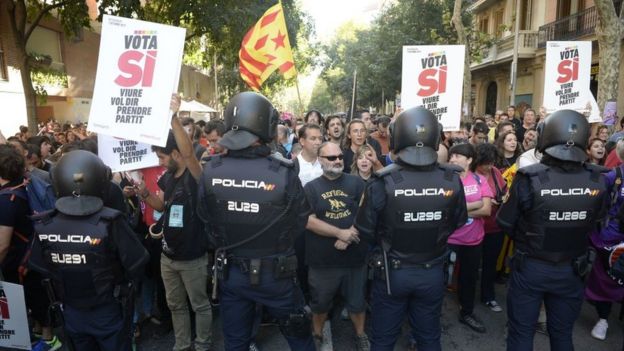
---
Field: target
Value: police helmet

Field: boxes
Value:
[51,150,111,216]
[393,107,441,166]
[219,92,279,150]
[536,109,589,162]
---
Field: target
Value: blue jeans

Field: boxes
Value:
[370,263,445,351]
[220,264,315,351]
[506,258,584,351]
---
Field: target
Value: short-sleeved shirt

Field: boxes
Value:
[448,171,493,246]
[297,154,323,187]
[304,174,367,268]
[0,178,33,281]
[157,169,206,261]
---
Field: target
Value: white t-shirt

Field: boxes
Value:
[517,148,542,169]
[297,154,323,187]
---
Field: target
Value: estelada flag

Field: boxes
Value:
[239,2,297,91]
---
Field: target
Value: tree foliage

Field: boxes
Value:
[97,0,316,103]
[315,0,494,114]
[3,0,315,130]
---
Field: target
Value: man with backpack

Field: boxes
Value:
[0,144,61,350]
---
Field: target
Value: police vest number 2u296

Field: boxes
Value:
[404,211,442,222]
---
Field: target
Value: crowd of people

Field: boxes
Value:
[1,94,624,351]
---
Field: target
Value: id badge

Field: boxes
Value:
[168,205,184,228]
[153,210,162,221]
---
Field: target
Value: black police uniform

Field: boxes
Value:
[28,150,148,351]
[199,147,314,351]
[354,107,467,351]
[198,91,314,351]
[497,110,609,351]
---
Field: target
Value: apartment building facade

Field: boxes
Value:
[469,0,624,117]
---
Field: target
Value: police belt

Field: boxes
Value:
[513,249,596,277]
[388,254,447,269]
[229,255,298,284]
[371,252,446,270]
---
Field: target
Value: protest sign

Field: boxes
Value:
[401,45,465,131]
[98,134,159,173]
[0,281,31,350]
[543,41,592,114]
[88,15,186,147]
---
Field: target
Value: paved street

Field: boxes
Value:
[138,284,623,350]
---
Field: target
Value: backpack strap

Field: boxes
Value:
[0,181,28,202]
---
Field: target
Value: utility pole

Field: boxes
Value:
[509,0,522,105]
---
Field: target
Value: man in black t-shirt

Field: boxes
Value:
[137,95,212,351]
[304,142,369,351]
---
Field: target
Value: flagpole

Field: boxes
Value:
[350,69,357,121]
[295,78,304,118]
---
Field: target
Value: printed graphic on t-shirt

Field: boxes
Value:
[321,189,351,220]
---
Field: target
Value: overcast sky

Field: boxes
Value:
[300,0,385,42]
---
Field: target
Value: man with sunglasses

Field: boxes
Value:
[303,142,369,351]
[355,107,467,351]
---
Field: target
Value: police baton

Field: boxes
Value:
[42,279,75,351]
[381,249,392,295]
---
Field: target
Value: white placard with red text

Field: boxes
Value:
[401,45,465,131]
[0,281,31,350]
[88,15,185,147]
[98,134,159,172]
[543,41,593,119]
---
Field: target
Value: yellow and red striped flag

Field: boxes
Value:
[239,2,297,91]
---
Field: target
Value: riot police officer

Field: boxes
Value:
[198,92,315,351]
[29,150,149,351]
[354,107,468,351]
[497,110,609,351]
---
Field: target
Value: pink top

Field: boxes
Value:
[448,171,494,246]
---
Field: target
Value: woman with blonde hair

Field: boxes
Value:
[350,144,376,181]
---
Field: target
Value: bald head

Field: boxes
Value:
[318,141,340,157]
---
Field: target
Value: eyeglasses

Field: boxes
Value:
[319,154,344,161]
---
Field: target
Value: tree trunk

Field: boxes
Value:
[594,0,623,113]
[5,0,39,131]
[20,55,39,131]
[451,0,472,121]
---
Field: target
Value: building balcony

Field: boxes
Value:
[537,1,622,48]
[470,30,539,70]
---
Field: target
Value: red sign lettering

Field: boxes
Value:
[114,50,157,87]
[417,66,447,97]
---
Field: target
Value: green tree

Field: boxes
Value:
[3,0,314,130]
[308,79,337,114]
[4,0,90,131]
[320,0,451,112]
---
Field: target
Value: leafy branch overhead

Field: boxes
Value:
[96,0,317,101]
[5,0,316,131]
[313,0,497,114]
